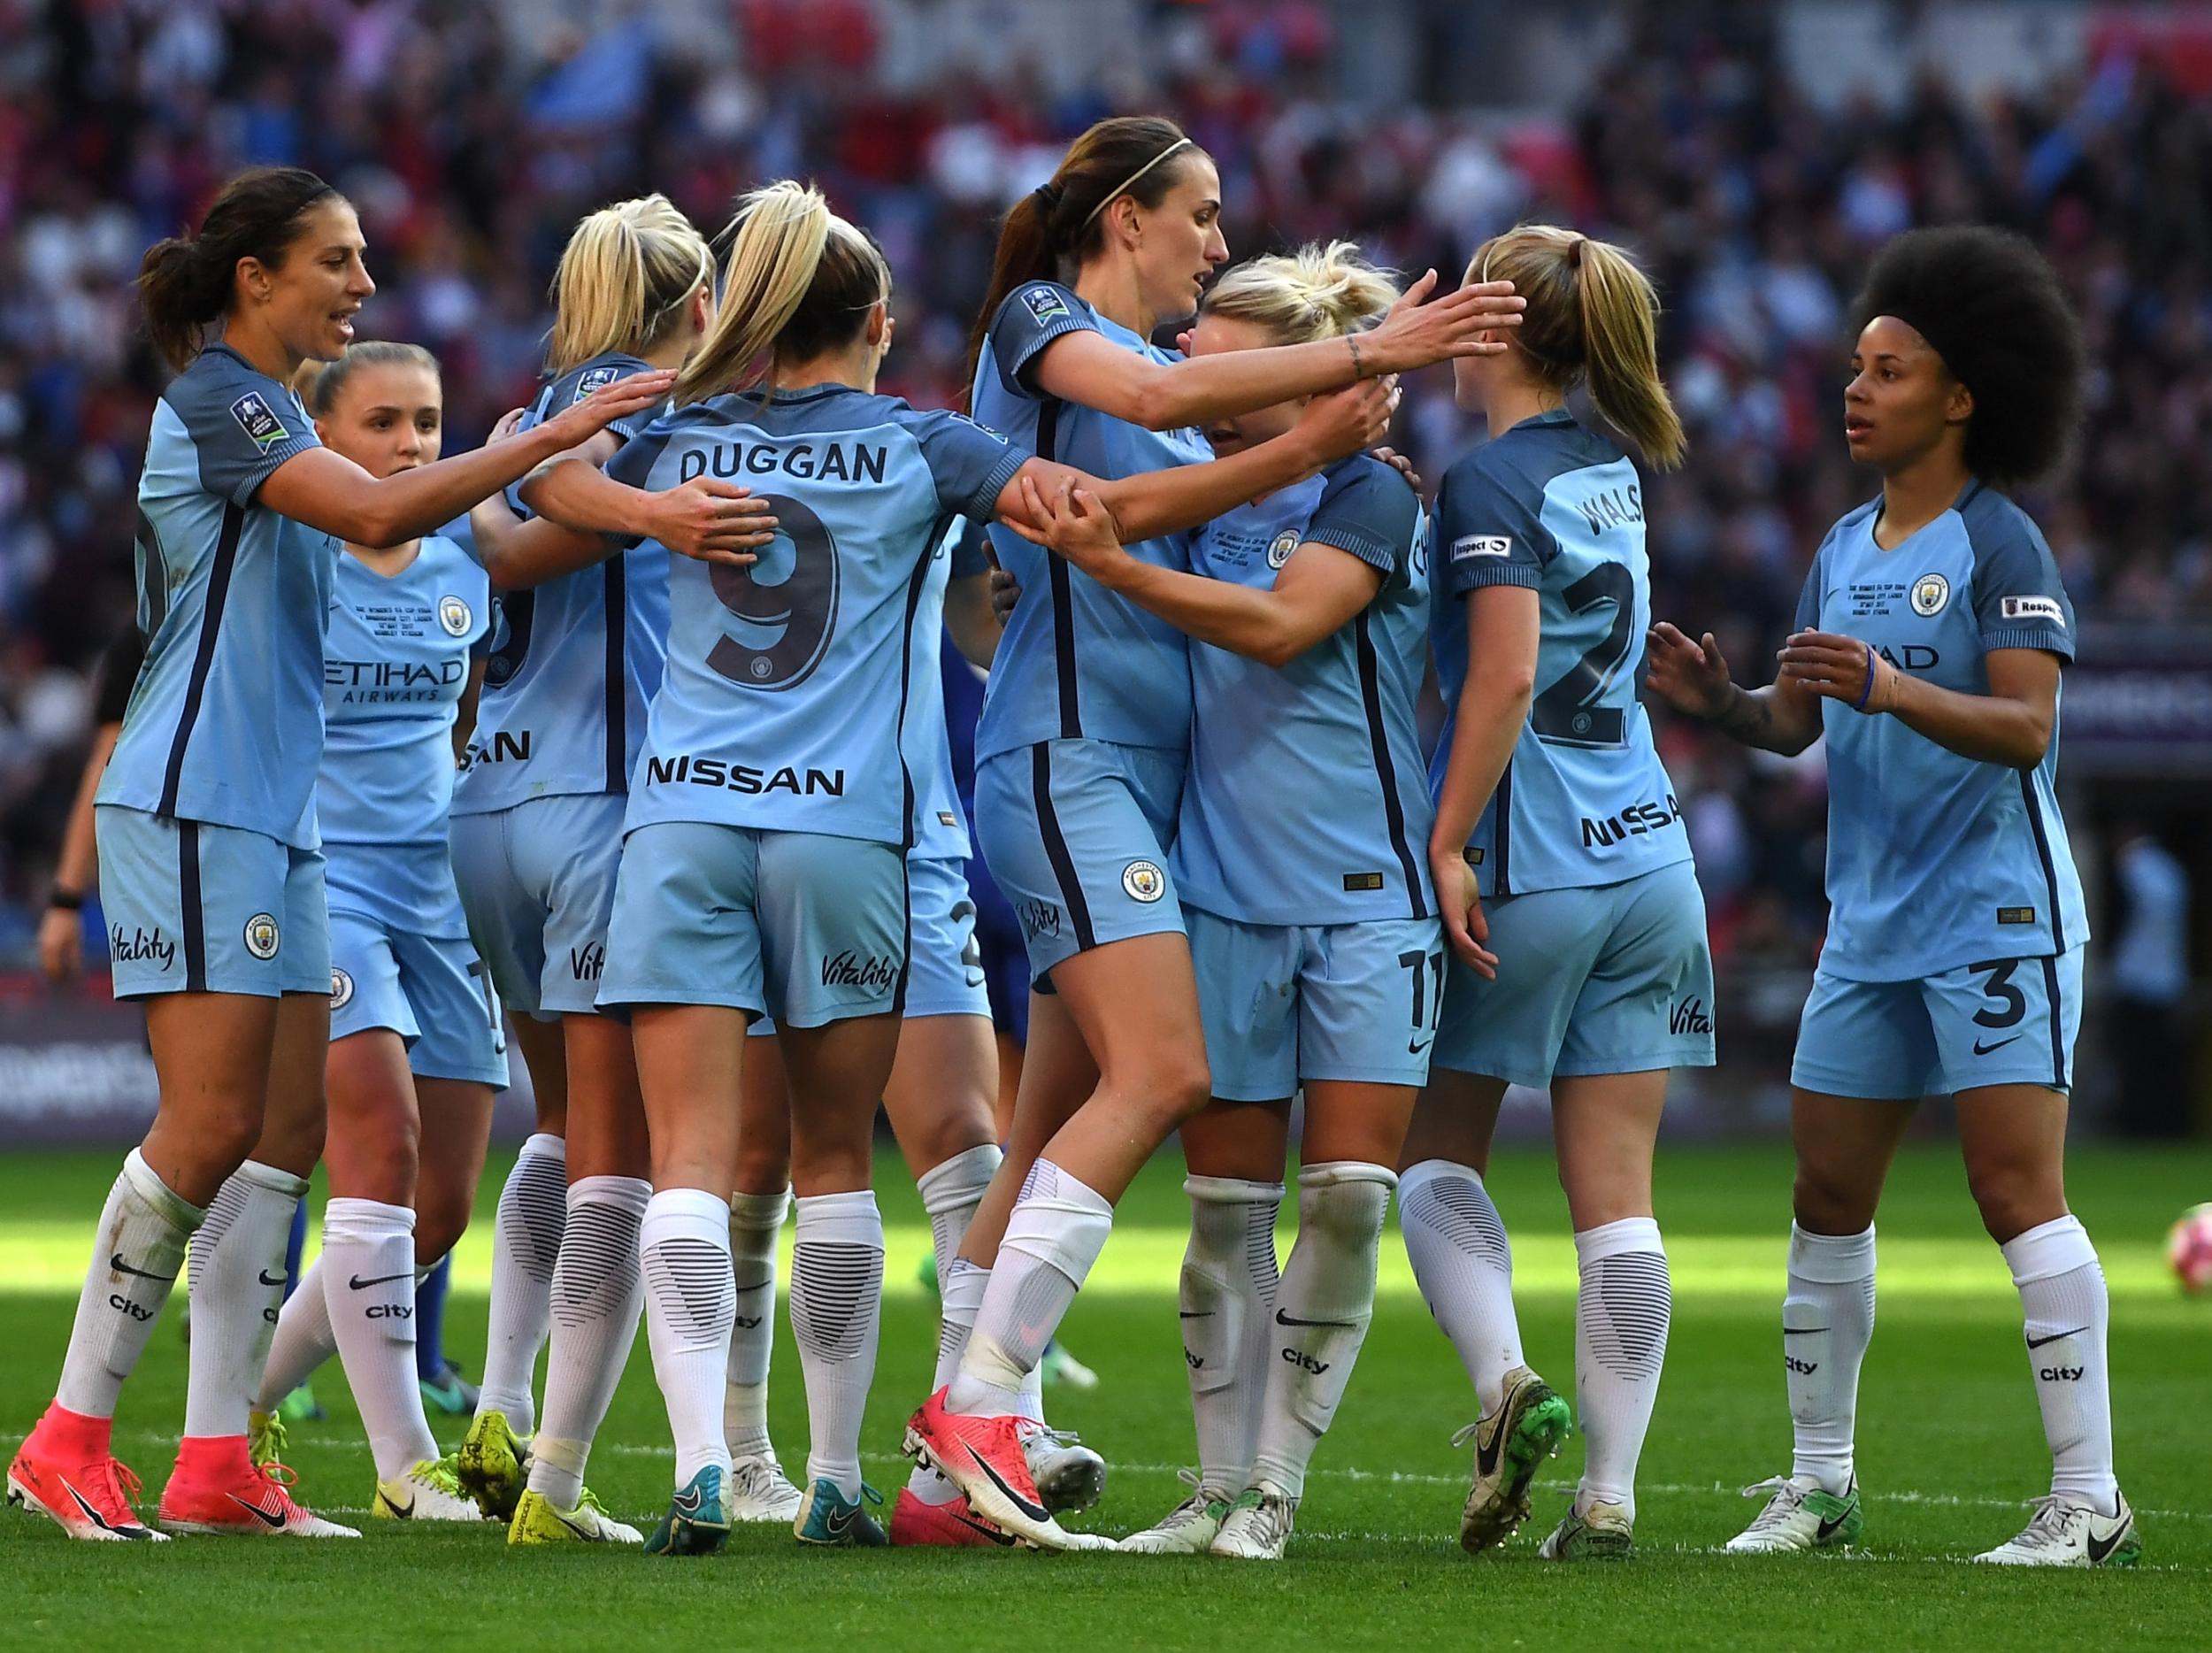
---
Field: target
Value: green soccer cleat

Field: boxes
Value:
[1724,1474,1864,1554]
[1451,1366,1573,1554]
[1537,1496,1634,1561]
[793,1478,887,1547]
[419,1361,480,1419]
[918,1251,939,1296]
[509,1487,642,1545]
[645,1466,731,1557]
[276,1381,323,1424]
[1039,1338,1099,1390]
[456,1410,530,1522]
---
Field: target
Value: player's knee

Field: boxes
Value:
[1119,1049,1211,1134]
[1791,1160,1876,1235]
[1965,1161,2062,1243]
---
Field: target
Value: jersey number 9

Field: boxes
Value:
[707,494,841,691]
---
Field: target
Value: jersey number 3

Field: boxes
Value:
[708,494,841,690]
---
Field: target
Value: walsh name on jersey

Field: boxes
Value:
[643,752,846,796]
[676,440,888,486]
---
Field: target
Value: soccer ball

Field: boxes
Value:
[2168,1203,2212,1294]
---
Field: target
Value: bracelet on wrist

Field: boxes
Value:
[49,888,84,911]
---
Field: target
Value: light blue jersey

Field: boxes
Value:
[603,383,1024,847]
[972,281,1211,761]
[1796,483,2087,981]
[100,343,334,848]
[1432,411,1689,896]
[319,534,489,934]
[453,351,669,811]
[907,519,993,862]
[1174,454,1434,926]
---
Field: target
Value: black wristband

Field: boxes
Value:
[49,888,84,911]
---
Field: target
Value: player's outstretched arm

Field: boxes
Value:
[1778,633,2056,768]
[1647,619,1823,755]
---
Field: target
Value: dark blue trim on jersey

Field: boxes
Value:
[1491,757,1515,896]
[2018,773,2067,952]
[898,525,946,856]
[1033,399,1083,740]
[1032,743,1095,952]
[2039,953,2067,1088]
[893,853,913,1018]
[603,557,626,793]
[158,501,244,818]
[1354,614,1426,919]
[179,820,206,994]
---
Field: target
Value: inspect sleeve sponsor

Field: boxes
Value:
[2000,595,2065,625]
[1452,534,1512,561]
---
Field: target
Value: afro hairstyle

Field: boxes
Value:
[1849,225,2085,488]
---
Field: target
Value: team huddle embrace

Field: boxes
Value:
[8,113,2136,1571]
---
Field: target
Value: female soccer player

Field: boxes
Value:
[1394,226,1708,1563]
[917,116,1521,1549]
[1647,226,2134,1566]
[4,165,670,1542]
[515,178,1394,1555]
[1014,242,1438,1560]
[451,194,771,1545]
[246,342,505,1523]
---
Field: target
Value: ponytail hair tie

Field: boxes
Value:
[1033,181,1064,212]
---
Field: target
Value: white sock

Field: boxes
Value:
[319,1197,439,1479]
[182,1160,308,1441]
[1785,1223,1876,1495]
[56,1149,203,1419]
[918,1144,1001,1282]
[477,1132,566,1435]
[641,1188,734,1489]
[257,1256,336,1410]
[2003,1215,2118,1514]
[910,1257,990,1505]
[1572,1217,1670,1522]
[949,1159,1111,1419]
[789,1189,885,1501]
[724,1187,787,1460]
[1249,1163,1393,1501]
[527,1173,649,1508]
[1398,1159,1524,1417]
[1181,1173,1282,1498]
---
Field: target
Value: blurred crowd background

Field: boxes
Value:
[0,0,2203,1122]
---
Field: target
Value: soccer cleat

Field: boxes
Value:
[889,1485,1016,1548]
[158,1440,358,1537]
[1039,1338,1100,1390]
[644,1465,731,1557]
[1209,1485,1299,1560]
[902,1388,1112,1551]
[374,1457,485,1522]
[7,1405,166,1542]
[793,1477,888,1547]
[1117,1468,1232,1555]
[276,1381,323,1424]
[1724,1474,1864,1554]
[419,1361,480,1419]
[1451,1366,1573,1553]
[1973,1492,2140,1567]
[1020,1420,1107,1514]
[456,1409,530,1521]
[727,1449,804,1523]
[247,1408,288,1469]
[1536,1495,1633,1561]
[508,1487,642,1545]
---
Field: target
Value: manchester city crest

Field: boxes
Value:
[243,913,281,961]
[439,595,473,636]
[1121,860,1166,903]
[1910,572,1950,617]
[1267,530,1300,570]
[330,968,355,1011]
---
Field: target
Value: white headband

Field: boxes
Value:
[1081,138,1194,230]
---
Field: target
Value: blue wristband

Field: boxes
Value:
[1853,642,1876,712]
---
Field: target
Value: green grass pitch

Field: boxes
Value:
[6,1139,2209,1650]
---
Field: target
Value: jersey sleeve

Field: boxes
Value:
[909,410,1028,521]
[1437,454,1548,597]
[166,354,322,507]
[1966,498,2076,661]
[989,281,1100,398]
[558,358,658,443]
[1791,539,1828,633]
[947,516,994,578]
[94,625,146,727]
[1305,456,1422,580]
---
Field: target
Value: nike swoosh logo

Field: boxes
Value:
[954,1511,1017,1547]
[965,1442,1049,1525]
[1474,1421,1503,1479]
[227,1492,288,1528]
[556,1510,600,1540]
[1973,1034,2022,1056]
[110,1252,177,1282]
[825,1505,858,1538]
[2086,1522,2125,1564]
[1408,1036,1434,1055]
[1814,1507,1853,1542]
[379,1488,414,1518]
[257,1271,288,1288]
[672,1487,704,1517]
[348,1271,413,1291]
[2025,1326,2087,1350]
[732,1278,773,1294]
[1276,1307,1356,1330]
[66,1481,127,1534]
[1782,1326,1830,1336]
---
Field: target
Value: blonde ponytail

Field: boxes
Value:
[675,180,890,405]
[1200,239,1400,343]
[1468,224,1685,471]
[547,195,712,376]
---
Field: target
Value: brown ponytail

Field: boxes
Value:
[138,166,341,372]
[962,115,1202,404]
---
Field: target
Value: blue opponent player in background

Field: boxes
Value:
[1018,242,1439,1560]
[923,119,1518,1545]
[455,196,772,1545]
[248,342,505,1523]
[5,166,668,1543]
[1396,225,1709,1565]
[1647,226,2135,1567]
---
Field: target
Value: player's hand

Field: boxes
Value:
[38,904,83,985]
[1370,445,1423,494]
[1778,630,1898,714]
[1367,269,1524,373]
[1430,844,1499,980]
[540,369,678,445]
[1644,620,1737,719]
[1296,376,1400,465]
[644,478,776,569]
[486,407,528,445]
[1002,475,1127,578]
[988,565,1022,622]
